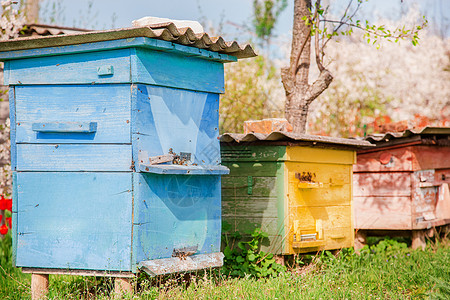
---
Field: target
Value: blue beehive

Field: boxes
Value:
[0,25,255,277]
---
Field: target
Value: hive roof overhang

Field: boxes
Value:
[220,132,373,150]
[0,24,256,59]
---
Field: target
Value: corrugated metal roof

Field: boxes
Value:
[220,132,372,148]
[20,23,91,37]
[0,24,256,59]
[365,127,450,143]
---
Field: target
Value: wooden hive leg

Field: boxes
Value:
[354,230,367,253]
[31,274,49,300]
[412,230,426,250]
[274,255,285,266]
[114,277,133,295]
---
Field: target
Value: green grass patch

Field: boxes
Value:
[1,236,449,299]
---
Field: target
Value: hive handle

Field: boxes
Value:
[32,122,97,133]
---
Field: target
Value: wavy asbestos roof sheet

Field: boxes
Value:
[0,23,256,59]
[363,127,450,148]
[220,132,372,149]
[21,23,91,37]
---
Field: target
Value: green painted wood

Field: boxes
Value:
[225,162,279,177]
[221,144,288,254]
[222,176,279,197]
[221,145,286,162]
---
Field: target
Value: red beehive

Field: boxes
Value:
[353,127,450,249]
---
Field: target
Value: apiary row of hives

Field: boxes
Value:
[0,25,449,289]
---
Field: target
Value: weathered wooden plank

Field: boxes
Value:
[221,145,286,162]
[16,144,131,171]
[412,146,450,171]
[222,196,279,217]
[15,172,133,271]
[354,147,414,172]
[353,172,411,197]
[9,87,16,170]
[139,164,229,175]
[222,176,279,197]
[7,49,131,85]
[132,84,220,167]
[289,205,353,232]
[411,169,437,223]
[132,173,221,268]
[353,196,412,230]
[15,85,131,144]
[132,48,224,93]
[22,268,134,278]
[12,172,18,265]
[223,162,280,177]
[286,146,355,165]
[222,216,282,238]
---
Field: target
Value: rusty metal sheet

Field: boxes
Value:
[138,252,224,276]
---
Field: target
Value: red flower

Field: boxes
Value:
[0,224,8,235]
[0,215,2,223]
[0,197,6,210]
[5,199,12,212]
[6,217,11,228]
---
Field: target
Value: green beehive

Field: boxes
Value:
[220,132,371,254]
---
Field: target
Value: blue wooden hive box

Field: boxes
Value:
[0,25,256,277]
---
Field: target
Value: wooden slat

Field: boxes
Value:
[224,162,279,177]
[7,49,131,85]
[353,196,412,230]
[9,87,17,170]
[289,205,353,231]
[222,176,279,197]
[220,145,286,162]
[354,147,414,172]
[132,48,224,93]
[15,85,131,144]
[353,172,411,197]
[222,196,279,217]
[16,144,131,171]
[16,172,133,271]
[286,146,355,164]
[412,146,450,171]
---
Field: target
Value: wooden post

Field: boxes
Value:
[114,277,132,295]
[274,255,285,266]
[354,230,367,253]
[31,273,48,300]
[412,230,426,250]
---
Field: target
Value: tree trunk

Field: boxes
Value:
[281,0,333,134]
[25,0,40,24]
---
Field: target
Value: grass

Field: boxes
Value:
[1,234,449,299]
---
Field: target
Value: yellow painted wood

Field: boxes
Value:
[284,146,355,254]
[286,146,355,164]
